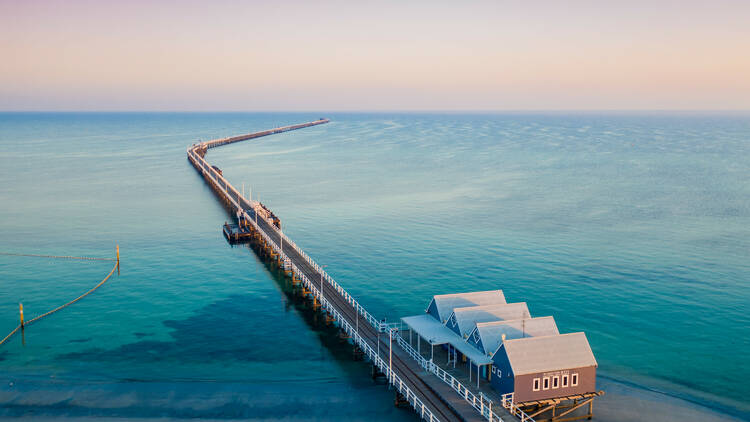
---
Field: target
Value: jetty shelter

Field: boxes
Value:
[403,291,530,386]
[466,316,559,357]
[490,332,597,402]
[403,289,602,421]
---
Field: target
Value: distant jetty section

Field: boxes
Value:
[186,119,601,422]
[193,119,330,152]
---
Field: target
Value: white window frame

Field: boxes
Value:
[532,378,540,391]
[562,374,569,387]
[572,373,579,387]
[552,375,559,389]
[542,376,550,390]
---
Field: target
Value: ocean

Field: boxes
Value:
[1,112,748,421]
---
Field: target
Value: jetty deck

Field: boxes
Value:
[187,119,514,422]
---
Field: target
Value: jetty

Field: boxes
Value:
[187,119,513,422]
[187,119,600,422]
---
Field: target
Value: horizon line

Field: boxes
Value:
[1,109,749,114]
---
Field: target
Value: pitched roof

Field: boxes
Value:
[468,316,559,356]
[446,302,530,338]
[427,290,506,323]
[501,332,597,376]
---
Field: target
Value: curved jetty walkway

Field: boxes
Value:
[187,119,513,422]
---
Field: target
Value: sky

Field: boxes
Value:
[1,0,749,111]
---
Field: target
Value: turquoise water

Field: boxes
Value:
[0,112,748,420]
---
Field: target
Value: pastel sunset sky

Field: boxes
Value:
[1,0,749,111]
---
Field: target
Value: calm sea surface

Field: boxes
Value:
[1,112,748,420]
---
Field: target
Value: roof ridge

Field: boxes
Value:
[433,289,504,299]
[504,331,586,344]
[475,315,554,328]
[453,301,528,315]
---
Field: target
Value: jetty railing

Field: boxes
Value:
[376,321,508,421]
[501,393,533,422]
[189,144,439,421]
[187,122,516,422]
[242,188,508,420]
[393,328,507,421]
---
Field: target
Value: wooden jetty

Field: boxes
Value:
[187,119,519,422]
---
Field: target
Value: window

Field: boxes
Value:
[562,374,569,387]
[572,373,579,387]
[552,375,559,389]
[542,377,550,390]
[533,378,540,391]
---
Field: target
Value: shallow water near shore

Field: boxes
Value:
[1,112,749,420]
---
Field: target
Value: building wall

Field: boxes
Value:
[512,366,596,403]
[467,328,495,358]
[489,347,515,394]
[446,313,462,336]
[426,300,440,322]
[466,330,483,351]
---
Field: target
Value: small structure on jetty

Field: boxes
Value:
[403,290,604,422]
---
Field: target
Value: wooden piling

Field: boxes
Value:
[353,346,365,361]
[394,391,409,408]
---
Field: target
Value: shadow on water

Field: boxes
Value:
[46,171,417,420]
[45,241,416,420]
[245,243,378,375]
[57,244,379,377]
[133,332,154,339]
[56,166,375,371]
[58,289,319,366]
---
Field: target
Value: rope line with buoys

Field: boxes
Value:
[0,252,115,261]
[0,325,20,346]
[0,246,120,347]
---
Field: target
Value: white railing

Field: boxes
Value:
[391,328,507,422]
[188,145,387,333]
[189,145,438,421]
[187,125,526,422]
[501,393,533,422]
